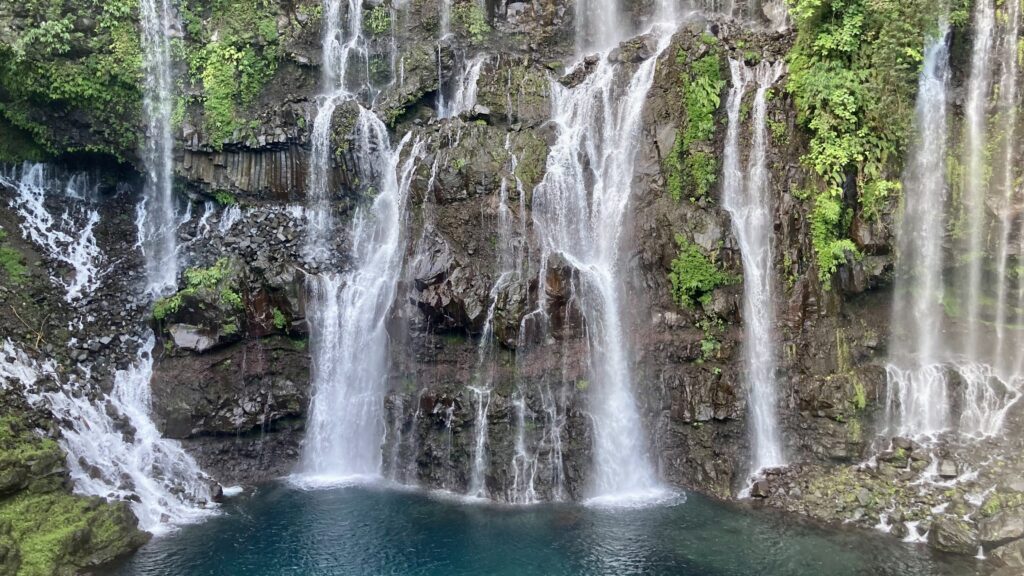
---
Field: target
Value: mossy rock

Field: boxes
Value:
[0,413,148,575]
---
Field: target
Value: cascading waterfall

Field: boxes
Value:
[960,0,995,363]
[438,54,487,119]
[721,59,786,476]
[1,164,104,302]
[298,111,422,482]
[575,0,625,53]
[887,5,1023,442]
[0,339,215,533]
[296,0,424,483]
[138,0,179,295]
[305,0,371,261]
[886,26,952,438]
[532,23,674,504]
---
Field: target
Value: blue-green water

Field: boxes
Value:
[110,483,984,576]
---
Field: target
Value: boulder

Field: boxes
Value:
[928,516,979,555]
[168,324,217,353]
[980,511,1024,547]
[937,459,958,479]
[991,539,1024,568]
[750,480,770,499]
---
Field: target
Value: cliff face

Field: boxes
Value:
[4,0,1024,567]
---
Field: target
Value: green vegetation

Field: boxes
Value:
[272,307,288,330]
[0,415,144,576]
[453,2,490,43]
[0,229,28,284]
[365,5,392,36]
[213,190,237,206]
[697,315,725,361]
[153,258,243,320]
[668,235,735,309]
[785,0,966,285]
[665,52,725,202]
[0,0,143,159]
[179,0,280,148]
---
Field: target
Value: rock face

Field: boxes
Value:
[2,0,1024,567]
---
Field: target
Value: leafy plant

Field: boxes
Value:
[668,235,736,309]
[365,5,391,36]
[785,0,957,285]
[0,229,27,284]
[665,52,725,202]
[453,3,489,43]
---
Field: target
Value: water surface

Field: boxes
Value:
[110,483,985,575]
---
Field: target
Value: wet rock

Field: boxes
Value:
[168,324,217,353]
[937,459,958,479]
[928,516,979,555]
[980,512,1024,547]
[992,539,1024,568]
[750,480,770,498]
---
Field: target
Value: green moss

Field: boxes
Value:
[0,415,144,576]
[852,377,867,411]
[272,308,287,330]
[152,258,242,320]
[152,293,183,321]
[212,190,237,206]
[221,322,238,336]
[0,491,139,576]
[0,230,28,285]
[668,235,736,309]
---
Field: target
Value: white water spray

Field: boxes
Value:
[1,164,104,302]
[139,0,179,295]
[533,25,675,504]
[722,59,786,475]
[0,339,213,534]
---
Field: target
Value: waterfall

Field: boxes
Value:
[298,112,422,483]
[887,8,1023,442]
[722,59,786,476]
[575,0,625,52]
[886,28,952,437]
[467,386,492,497]
[305,0,371,261]
[993,0,1022,375]
[465,135,531,499]
[1,164,104,303]
[532,25,674,504]
[1,337,215,534]
[960,0,995,362]
[438,54,487,119]
[138,0,179,295]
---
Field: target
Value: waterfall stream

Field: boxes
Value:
[298,116,421,483]
[887,5,1024,442]
[297,0,422,482]
[722,59,786,476]
[138,0,179,296]
[1,164,104,302]
[886,27,952,437]
[532,23,674,504]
